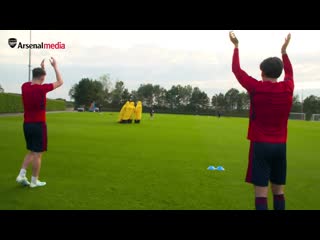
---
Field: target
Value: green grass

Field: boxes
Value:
[0,112,319,210]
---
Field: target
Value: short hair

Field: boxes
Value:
[260,57,283,79]
[32,68,46,79]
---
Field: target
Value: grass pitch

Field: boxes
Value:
[0,112,319,209]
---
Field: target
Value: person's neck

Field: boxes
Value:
[31,80,41,85]
[262,77,277,83]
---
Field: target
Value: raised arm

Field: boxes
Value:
[229,31,258,93]
[281,33,293,83]
[49,57,64,89]
[40,59,45,70]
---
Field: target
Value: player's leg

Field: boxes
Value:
[31,152,42,178]
[254,186,269,210]
[270,143,287,210]
[271,184,285,210]
[30,123,47,188]
[16,152,33,186]
[22,151,34,169]
[17,123,34,186]
[246,142,271,210]
[30,152,46,188]
[271,184,284,195]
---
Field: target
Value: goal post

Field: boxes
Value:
[311,114,320,121]
[289,112,306,120]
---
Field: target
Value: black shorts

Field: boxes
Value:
[23,122,47,152]
[246,141,286,187]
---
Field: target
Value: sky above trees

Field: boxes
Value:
[1,30,320,100]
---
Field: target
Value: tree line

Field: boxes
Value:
[293,95,320,119]
[68,74,248,115]
[68,74,320,119]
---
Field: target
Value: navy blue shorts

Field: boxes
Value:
[246,141,286,187]
[23,122,47,153]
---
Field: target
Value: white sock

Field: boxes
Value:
[19,169,26,177]
[31,176,38,184]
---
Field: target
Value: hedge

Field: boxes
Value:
[0,93,65,113]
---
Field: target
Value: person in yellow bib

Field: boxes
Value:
[122,101,135,123]
[128,102,136,123]
[118,101,129,123]
[134,101,142,123]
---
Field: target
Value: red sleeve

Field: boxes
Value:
[41,83,54,94]
[282,54,294,91]
[232,48,258,93]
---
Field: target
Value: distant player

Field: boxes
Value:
[16,58,63,188]
[118,101,129,123]
[217,111,221,118]
[128,102,135,123]
[229,32,293,210]
[89,101,96,112]
[150,108,154,120]
[134,101,142,123]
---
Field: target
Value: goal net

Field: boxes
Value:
[289,112,306,120]
[311,114,320,121]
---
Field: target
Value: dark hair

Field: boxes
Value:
[260,57,283,78]
[32,68,46,79]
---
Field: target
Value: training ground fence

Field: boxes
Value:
[96,107,315,120]
[98,106,250,118]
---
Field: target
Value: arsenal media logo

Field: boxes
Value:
[8,38,17,48]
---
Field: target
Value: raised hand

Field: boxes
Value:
[40,59,45,69]
[229,31,239,47]
[50,57,63,89]
[49,57,57,68]
[281,33,291,54]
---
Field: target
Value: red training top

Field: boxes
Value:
[232,48,294,143]
[21,82,54,123]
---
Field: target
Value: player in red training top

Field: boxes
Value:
[229,32,293,210]
[16,57,63,188]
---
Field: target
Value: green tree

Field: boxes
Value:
[153,85,167,108]
[99,74,112,91]
[121,88,131,103]
[225,88,240,111]
[179,85,193,106]
[98,74,113,104]
[92,80,104,107]
[0,84,4,93]
[189,87,210,111]
[69,78,104,108]
[211,95,218,110]
[137,84,154,107]
[212,93,227,111]
[303,95,320,120]
[165,85,192,110]
[110,81,126,106]
[69,78,87,107]
[166,85,179,109]
[291,94,302,112]
[130,90,138,102]
[237,91,250,111]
